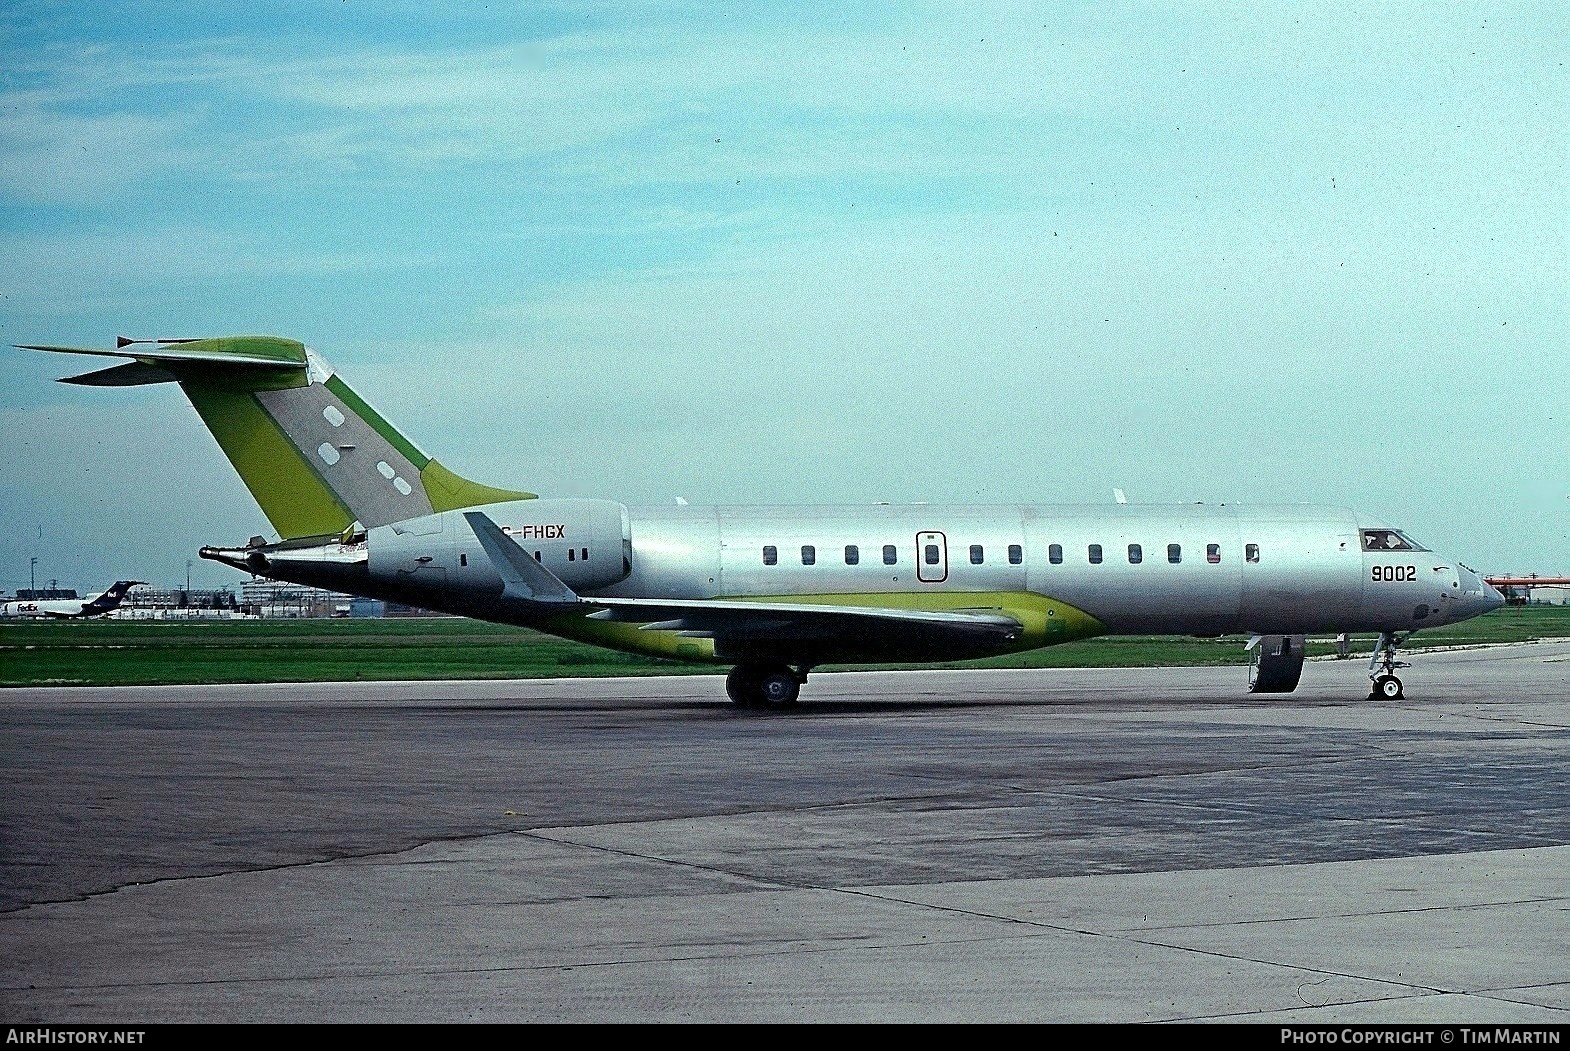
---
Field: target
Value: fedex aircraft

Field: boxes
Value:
[0,580,145,620]
[19,336,1504,707]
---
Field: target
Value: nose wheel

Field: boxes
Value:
[1368,632,1410,700]
[1372,673,1404,700]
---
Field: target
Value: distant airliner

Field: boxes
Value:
[0,580,145,620]
[19,336,1504,705]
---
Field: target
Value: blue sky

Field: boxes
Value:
[1,1,1566,593]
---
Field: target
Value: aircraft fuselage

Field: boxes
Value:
[1,596,106,619]
[224,500,1500,667]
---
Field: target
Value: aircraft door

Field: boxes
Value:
[917,531,948,583]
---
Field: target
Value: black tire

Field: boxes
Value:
[757,668,800,706]
[1374,674,1404,700]
[726,666,762,707]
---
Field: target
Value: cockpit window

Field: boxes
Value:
[1361,529,1428,552]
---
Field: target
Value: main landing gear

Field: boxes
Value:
[1369,631,1410,700]
[725,663,808,709]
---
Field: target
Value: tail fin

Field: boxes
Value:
[87,580,146,613]
[18,336,533,539]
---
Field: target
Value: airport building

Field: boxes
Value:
[80,579,433,619]
[230,579,441,618]
[106,581,386,619]
[1491,576,1569,607]
[12,586,82,601]
[111,585,251,620]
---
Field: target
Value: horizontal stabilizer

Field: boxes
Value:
[60,361,177,386]
[18,336,308,370]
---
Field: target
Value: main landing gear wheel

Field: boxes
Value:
[725,664,802,709]
[725,666,761,707]
[1368,631,1410,700]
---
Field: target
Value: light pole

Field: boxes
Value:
[186,559,193,593]
[30,557,37,597]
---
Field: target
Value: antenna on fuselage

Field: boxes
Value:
[1113,488,1128,505]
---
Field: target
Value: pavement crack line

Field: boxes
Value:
[837,885,1553,1005]
[6,825,1566,1012]
[5,920,1558,1010]
[515,828,807,891]
[1151,988,1569,1024]
[0,828,575,916]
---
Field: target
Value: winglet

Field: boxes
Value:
[463,511,579,605]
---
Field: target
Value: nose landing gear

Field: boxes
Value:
[1369,632,1410,699]
[725,663,809,709]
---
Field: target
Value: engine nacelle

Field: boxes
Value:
[367,498,631,595]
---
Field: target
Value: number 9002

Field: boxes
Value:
[1372,565,1416,582]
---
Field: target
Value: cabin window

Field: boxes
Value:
[801,545,816,566]
[883,544,898,565]
[533,551,541,561]
[969,544,984,565]
[845,544,859,565]
[460,553,468,567]
[1168,544,1181,564]
[1207,543,1221,564]
[1088,544,1103,564]
[582,548,589,560]
[567,549,575,561]
[1128,544,1142,564]
[1008,544,1022,565]
[763,545,778,566]
[925,544,940,565]
[1049,543,1063,565]
[1246,543,1260,563]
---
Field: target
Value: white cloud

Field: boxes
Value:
[0,99,194,205]
[0,225,431,320]
[3,7,1562,205]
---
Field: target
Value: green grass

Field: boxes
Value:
[2,606,1566,687]
[0,617,670,687]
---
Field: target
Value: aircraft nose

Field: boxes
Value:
[1454,566,1505,618]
